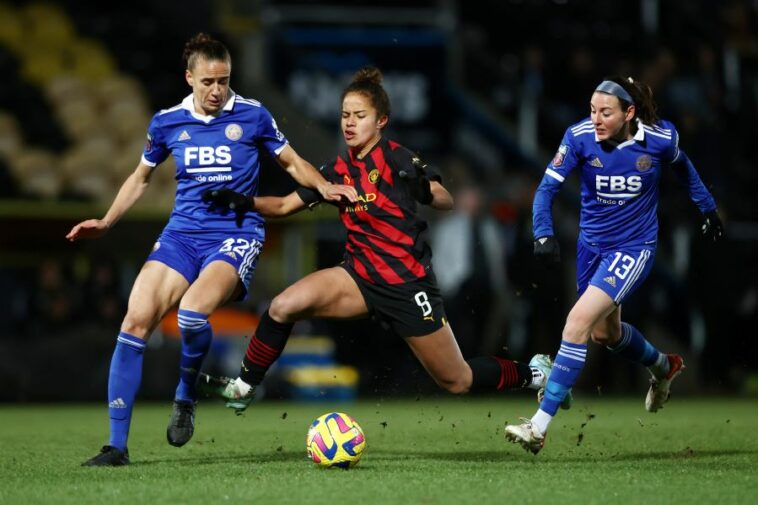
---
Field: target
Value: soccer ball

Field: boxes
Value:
[306,412,366,469]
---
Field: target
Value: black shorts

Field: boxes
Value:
[342,264,448,338]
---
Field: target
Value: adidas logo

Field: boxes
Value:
[590,157,603,168]
[225,251,237,260]
[178,130,191,141]
[109,398,127,409]
[603,276,616,287]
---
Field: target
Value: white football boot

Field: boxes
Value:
[505,417,546,455]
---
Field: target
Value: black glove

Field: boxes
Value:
[399,156,433,205]
[202,188,253,226]
[534,236,561,265]
[701,209,724,242]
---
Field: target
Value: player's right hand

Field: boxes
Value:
[534,236,561,265]
[66,219,110,242]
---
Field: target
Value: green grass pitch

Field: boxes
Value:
[1,397,756,504]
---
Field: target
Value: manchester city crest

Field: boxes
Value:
[636,154,652,172]
[225,123,243,141]
[368,169,380,184]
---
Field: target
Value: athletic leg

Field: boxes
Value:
[167,260,242,446]
[593,307,671,379]
[403,325,537,394]
[214,267,370,413]
[505,286,616,453]
[83,261,188,466]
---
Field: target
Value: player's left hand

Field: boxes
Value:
[202,188,252,226]
[701,209,724,242]
[319,183,357,203]
[399,156,433,205]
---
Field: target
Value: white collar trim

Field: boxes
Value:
[181,90,236,123]
[595,118,645,148]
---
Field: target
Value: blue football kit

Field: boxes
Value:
[140,92,288,293]
[99,92,291,457]
[533,118,716,303]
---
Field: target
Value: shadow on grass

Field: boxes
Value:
[131,446,758,467]
[135,451,308,466]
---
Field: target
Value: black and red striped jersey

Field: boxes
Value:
[297,138,441,285]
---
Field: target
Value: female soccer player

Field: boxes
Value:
[505,76,724,454]
[200,66,566,415]
[67,33,356,466]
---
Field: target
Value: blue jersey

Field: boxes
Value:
[141,92,288,238]
[533,118,716,247]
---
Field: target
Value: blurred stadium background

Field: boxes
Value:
[0,0,756,403]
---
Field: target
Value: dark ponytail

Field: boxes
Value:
[606,75,659,126]
[183,33,231,71]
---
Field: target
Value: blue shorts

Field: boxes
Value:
[147,229,263,300]
[576,239,655,305]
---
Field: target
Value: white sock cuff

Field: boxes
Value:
[531,409,553,436]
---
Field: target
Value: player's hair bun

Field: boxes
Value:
[351,66,383,86]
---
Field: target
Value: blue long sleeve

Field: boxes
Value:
[669,150,716,214]
[532,173,563,239]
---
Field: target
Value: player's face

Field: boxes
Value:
[590,92,635,141]
[185,57,231,116]
[341,92,388,157]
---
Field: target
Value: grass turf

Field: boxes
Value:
[1,397,756,504]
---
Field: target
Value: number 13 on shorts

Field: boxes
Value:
[593,247,654,304]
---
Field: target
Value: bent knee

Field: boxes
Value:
[121,313,154,339]
[590,326,621,346]
[268,292,304,322]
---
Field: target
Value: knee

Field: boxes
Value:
[562,317,590,344]
[590,324,621,346]
[268,292,299,322]
[121,311,154,339]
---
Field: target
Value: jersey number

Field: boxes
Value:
[608,252,635,279]
[414,291,432,317]
[220,238,252,257]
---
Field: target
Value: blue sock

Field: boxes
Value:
[540,341,587,416]
[175,309,213,402]
[608,322,662,367]
[108,332,146,451]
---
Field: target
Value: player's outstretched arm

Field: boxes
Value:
[254,192,308,218]
[202,188,308,219]
[275,145,357,203]
[66,162,154,242]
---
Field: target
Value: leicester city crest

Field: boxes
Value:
[636,154,652,172]
[225,123,243,141]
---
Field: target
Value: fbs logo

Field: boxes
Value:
[603,276,617,287]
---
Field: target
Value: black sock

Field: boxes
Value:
[239,310,294,386]
[467,356,532,392]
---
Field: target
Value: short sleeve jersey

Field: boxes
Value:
[300,138,440,285]
[141,92,288,238]
[536,118,681,247]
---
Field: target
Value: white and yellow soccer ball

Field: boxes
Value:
[306,412,366,469]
